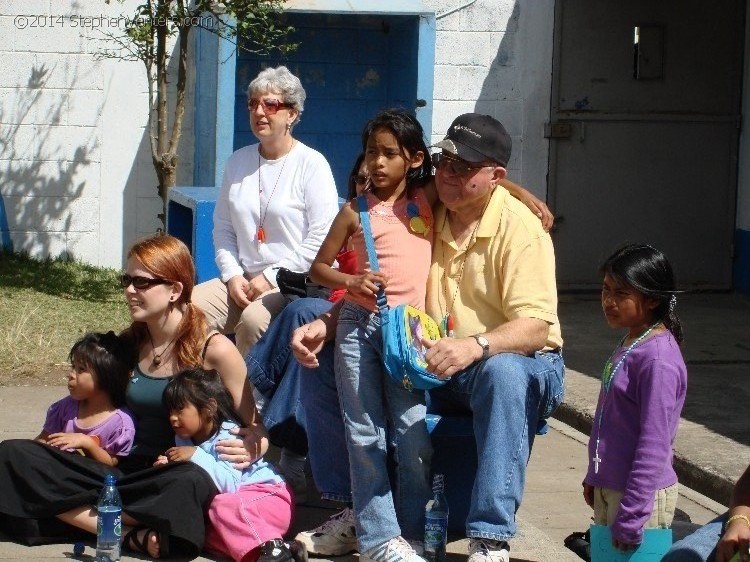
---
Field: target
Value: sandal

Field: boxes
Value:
[123,526,169,558]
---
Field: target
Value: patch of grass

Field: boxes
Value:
[0,249,130,385]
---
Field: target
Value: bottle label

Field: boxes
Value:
[424,514,448,551]
[97,507,122,543]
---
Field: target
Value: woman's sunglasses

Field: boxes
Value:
[351,174,369,186]
[247,98,293,115]
[119,274,171,290]
[431,152,494,177]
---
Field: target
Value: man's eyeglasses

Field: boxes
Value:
[119,274,171,290]
[351,174,369,186]
[431,153,494,176]
[247,98,293,115]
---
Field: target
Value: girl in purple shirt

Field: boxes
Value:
[583,244,688,549]
[36,331,135,467]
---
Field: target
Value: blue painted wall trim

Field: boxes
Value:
[195,16,237,189]
[0,193,12,251]
[416,14,436,136]
[734,228,750,294]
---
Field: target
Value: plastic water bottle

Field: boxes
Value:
[96,473,122,562]
[424,473,449,562]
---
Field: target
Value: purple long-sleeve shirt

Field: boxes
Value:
[584,331,687,544]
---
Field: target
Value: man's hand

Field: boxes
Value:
[246,273,273,301]
[424,337,482,378]
[45,432,97,451]
[716,517,750,562]
[291,319,329,368]
[345,271,388,298]
[227,275,251,308]
[164,446,196,463]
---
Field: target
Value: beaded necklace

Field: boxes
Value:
[592,322,660,474]
[256,140,295,245]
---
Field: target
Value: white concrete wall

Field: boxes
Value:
[426,0,554,197]
[0,0,194,267]
[0,0,553,267]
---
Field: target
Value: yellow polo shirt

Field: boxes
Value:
[426,186,563,350]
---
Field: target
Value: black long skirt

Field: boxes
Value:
[0,439,217,557]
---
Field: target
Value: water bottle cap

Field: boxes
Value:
[104,474,116,486]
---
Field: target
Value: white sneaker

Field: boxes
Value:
[407,540,424,555]
[468,538,510,562]
[294,507,357,556]
[361,536,427,562]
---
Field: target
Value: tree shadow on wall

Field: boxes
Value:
[0,62,99,262]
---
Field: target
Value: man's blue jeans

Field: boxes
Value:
[245,297,333,455]
[662,513,726,561]
[428,349,564,540]
[302,345,564,540]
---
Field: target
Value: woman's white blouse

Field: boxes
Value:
[212,141,339,285]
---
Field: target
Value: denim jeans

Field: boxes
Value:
[427,349,564,540]
[662,512,725,561]
[334,301,432,552]
[245,298,334,455]
[299,339,352,503]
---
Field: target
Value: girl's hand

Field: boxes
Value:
[345,271,388,297]
[154,455,169,466]
[611,537,638,552]
[46,432,96,451]
[165,446,196,463]
[227,275,251,309]
[582,483,595,509]
[520,192,554,232]
[717,517,750,562]
[246,273,273,301]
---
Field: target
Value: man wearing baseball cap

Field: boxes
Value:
[287,113,562,562]
[423,113,564,562]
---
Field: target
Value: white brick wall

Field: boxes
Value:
[0,0,194,267]
[0,0,552,267]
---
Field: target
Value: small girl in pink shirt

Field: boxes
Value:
[309,109,436,562]
[36,331,135,467]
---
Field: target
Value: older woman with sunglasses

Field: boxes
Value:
[193,65,339,357]
[0,234,267,559]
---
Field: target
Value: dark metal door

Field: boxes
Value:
[548,0,744,288]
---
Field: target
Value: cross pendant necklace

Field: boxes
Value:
[593,322,659,475]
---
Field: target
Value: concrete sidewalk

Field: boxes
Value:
[0,291,747,560]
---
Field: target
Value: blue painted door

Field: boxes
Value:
[235,13,420,198]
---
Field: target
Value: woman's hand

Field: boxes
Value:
[227,275,251,309]
[216,425,268,470]
[345,271,388,298]
[246,273,273,301]
[291,319,329,368]
[582,483,595,509]
[716,517,750,562]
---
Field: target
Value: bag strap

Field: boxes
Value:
[357,195,389,317]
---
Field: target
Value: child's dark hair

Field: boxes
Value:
[346,153,366,200]
[69,331,134,407]
[600,243,683,344]
[163,368,245,439]
[361,108,432,196]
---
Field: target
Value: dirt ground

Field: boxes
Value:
[0,365,69,387]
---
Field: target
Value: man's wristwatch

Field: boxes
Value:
[471,334,490,360]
